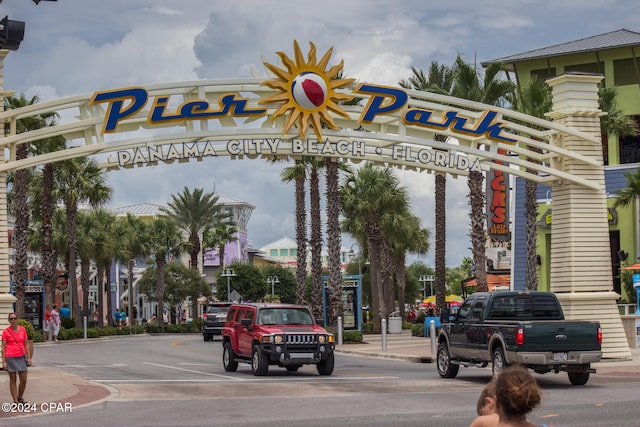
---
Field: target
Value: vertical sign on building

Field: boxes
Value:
[486,150,509,242]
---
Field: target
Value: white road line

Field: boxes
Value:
[62,363,128,368]
[90,375,397,383]
[143,361,242,379]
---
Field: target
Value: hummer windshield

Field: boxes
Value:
[258,308,314,325]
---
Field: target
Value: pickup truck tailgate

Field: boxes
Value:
[521,321,601,352]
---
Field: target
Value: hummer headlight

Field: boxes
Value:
[274,335,284,344]
[318,335,326,344]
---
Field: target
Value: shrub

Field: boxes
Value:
[86,328,100,338]
[61,317,75,329]
[33,329,45,343]
[362,322,373,334]
[100,326,117,336]
[411,323,425,337]
[145,324,162,334]
[17,319,36,340]
[343,330,363,343]
[191,318,203,331]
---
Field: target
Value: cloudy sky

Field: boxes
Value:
[2,0,638,267]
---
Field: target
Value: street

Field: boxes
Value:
[6,335,640,426]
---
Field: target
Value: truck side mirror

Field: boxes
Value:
[440,308,450,323]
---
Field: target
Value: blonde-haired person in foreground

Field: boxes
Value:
[494,364,554,427]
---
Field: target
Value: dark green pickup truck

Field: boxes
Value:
[436,291,602,385]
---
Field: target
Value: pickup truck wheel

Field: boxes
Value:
[252,346,269,376]
[203,334,212,342]
[492,347,507,376]
[568,371,590,386]
[436,343,459,378]
[317,352,335,376]
[223,342,238,372]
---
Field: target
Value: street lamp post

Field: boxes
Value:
[419,275,434,300]
[267,275,280,295]
[221,268,236,301]
[349,243,362,277]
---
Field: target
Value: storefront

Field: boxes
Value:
[10,280,44,329]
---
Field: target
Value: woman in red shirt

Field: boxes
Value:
[1,313,32,403]
[43,305,51,341]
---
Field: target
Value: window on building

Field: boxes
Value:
[564,61,604,75]
[270,249,278,257]
[614,57,640,86]
[531,67,556,80]
[619,115,640,164]
[290,249,297,256]
[279,248,288,257]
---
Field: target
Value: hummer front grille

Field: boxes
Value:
[285,334,318,345]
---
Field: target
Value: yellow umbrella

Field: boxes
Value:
[423,295,462,304]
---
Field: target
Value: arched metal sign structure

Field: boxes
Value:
[0,44,630,358]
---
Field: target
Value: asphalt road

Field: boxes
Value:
[9,335,640,427]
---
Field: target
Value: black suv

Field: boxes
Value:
[202,302,232,341]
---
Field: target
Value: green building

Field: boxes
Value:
[483,29,640,300]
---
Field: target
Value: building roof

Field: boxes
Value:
[112,203,165,216]
[217,194,255,209]
[482,28,640,67]
[260,236,297,251]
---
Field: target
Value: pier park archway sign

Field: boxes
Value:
[0,43,630,358]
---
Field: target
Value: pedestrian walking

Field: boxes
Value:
[50,305,61,342]
[1,313,32,403]
[43,304,51,341]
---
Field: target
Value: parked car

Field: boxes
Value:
[221,303,335,376]
[436,291,602,385]
[202,302,233,341]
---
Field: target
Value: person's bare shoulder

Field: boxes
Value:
[469,413,499,427]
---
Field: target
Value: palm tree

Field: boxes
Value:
[400,61,454,313]
[340,164,410,333]
[89,209,121,321]
[391,213,430,320]
[509,77,552,290]
[599,87,639,150]
[451,55,515,293]
[116,213,148,326]
[280,161,309,305]
[25,134,66,308]
[146,216,185,331]
[613,169,640,209]
[324,157,343,327]
[4,94,57,317]
[308,159,324,319]
[75,211,97,321]
[162,187,226,272]
[202,221,238,271]
[54,157,112,326]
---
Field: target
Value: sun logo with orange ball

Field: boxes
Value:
[261,40,355,140]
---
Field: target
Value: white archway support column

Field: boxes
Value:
[547,73,631,359]
[0,50,16,334]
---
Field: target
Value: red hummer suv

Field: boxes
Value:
[221,303,335,376]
